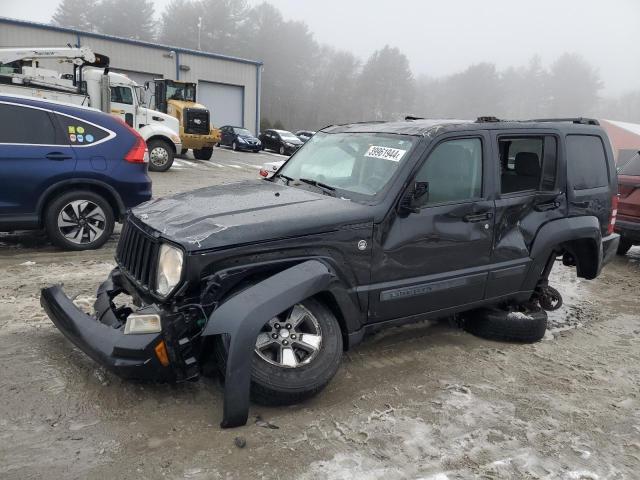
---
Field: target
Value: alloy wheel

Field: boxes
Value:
[254,304,323,368]
[57,200,107,245]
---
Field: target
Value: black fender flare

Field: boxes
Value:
[523,216,602,290]
[202,259,335,428]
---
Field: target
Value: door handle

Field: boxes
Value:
[534,201,561,212]
[463,212,493,223]
[46,152,73,161]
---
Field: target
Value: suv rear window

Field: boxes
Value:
[566,135,609,190]
[0,103,57,144]
[619,153,640,176]
[55,114,110,145]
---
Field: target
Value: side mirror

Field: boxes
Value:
[400,181,429,214]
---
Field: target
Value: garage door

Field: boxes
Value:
[198,81,244,129]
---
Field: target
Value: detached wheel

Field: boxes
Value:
[148,139,174,172]
[194,147,213,160]
[45,190,114,251]
[617,237,633,256]
[463,306,547,343]
[215,298,343,405]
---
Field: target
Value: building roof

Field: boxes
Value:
[0,16,263,67]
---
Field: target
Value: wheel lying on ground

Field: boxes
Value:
[148,139,174,172]
[463,305,548,343]
[194,147,213,160]
[45,190,114,251]
[214,298,343,405]
[617,237,633,256]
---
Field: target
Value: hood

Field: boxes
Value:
[132,181,374,250]
[140,107,180,134]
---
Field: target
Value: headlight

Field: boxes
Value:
[156,243,184,296]
[285,142,293,147]
[237,137,246,143]
[124,313,161,334]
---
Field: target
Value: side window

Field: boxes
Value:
[566,135,609,190]
[110,86,134,105]
[0,103,57,144]
[499,137,544,194]
[55,114,110,145]
[415,138,483,206]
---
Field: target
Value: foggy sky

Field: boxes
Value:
[3,0,639,95]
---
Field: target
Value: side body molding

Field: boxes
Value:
[202,260,334,428]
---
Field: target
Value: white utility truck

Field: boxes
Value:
[0,46,181,171]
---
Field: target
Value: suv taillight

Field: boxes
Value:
[116,117,149,164]
[608,195,619,235]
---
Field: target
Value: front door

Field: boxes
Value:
[109,85,136,128]
[369,134,495,322]
[0,101,76,226]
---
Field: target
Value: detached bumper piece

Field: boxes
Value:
[40,271,195,382]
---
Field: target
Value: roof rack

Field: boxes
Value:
[528,117,600,125]
[405,115,425,121]
[476,116,501,123]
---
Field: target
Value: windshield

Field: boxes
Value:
[234,128,252,136]
[619,153,640,176]
[277,131,300,142]
[166,82,196,102]
[277,131,417,198]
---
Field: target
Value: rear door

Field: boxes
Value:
[487,130,563,298]
[0,101,75,226]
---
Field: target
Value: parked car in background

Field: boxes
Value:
[0,94,152,250]
[259,129,302,155]
[259,159,285,178]
[219,125,261,152]
[615,151,640,255]
[295,130,316,143]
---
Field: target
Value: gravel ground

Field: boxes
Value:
[1,148,639,479]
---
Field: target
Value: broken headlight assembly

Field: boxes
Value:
[155,243,184,297]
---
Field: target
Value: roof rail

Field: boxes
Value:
[528,117,600,125]
[476,116,501,123]
[405,115,424,121]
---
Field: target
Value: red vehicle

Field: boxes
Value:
[616,151,640,255]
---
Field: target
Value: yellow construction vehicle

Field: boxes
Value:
[151,79,220,160]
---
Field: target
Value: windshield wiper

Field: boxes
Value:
[298,178,336,196]
[274,173,294,184]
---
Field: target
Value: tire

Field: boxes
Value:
[148,139,174,172]
[617,237,633,256]
[214,297,343,406]
[232,141,238,151]
[194,147,213,160]
[45,190,114,251]
[279,145,285,155]
[463,306,547,343]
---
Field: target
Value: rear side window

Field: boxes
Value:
[0,103,56,144]
[55,114,110,145]
[619,153,640,176]
[566,135,609,190]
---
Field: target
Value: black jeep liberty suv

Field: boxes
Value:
[42,117,620,427]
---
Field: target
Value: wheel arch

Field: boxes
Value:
[146,135,176,153]
[37,179,126,224]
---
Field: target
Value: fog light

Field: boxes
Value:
[124,313,161,335]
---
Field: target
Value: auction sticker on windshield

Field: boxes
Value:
[365,145,407,162]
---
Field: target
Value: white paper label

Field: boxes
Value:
[365,145,406,162]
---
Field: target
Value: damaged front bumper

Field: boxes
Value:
[41,270,196,382]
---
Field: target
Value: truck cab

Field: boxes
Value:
[152,79,220,160]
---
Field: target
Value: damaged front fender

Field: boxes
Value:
[202,259,335,428]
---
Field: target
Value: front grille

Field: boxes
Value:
[116,219,159,290]
[184,108,210,135]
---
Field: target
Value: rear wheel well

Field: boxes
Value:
[560,238,599,279]
[40,183,122,225]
